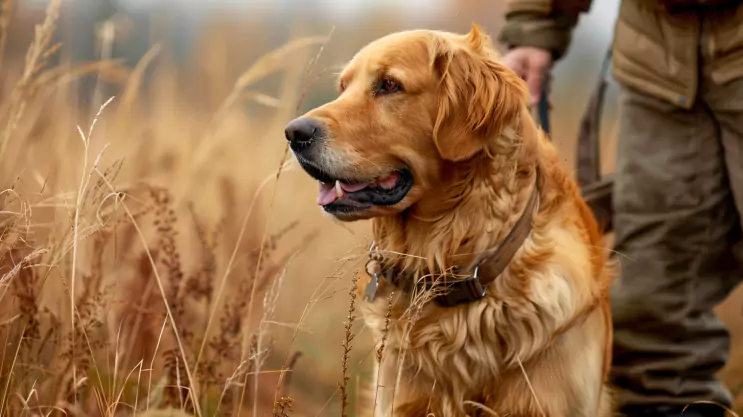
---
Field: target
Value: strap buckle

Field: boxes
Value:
[425,266,487,308]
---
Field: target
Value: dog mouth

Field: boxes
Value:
[296,158,413,214]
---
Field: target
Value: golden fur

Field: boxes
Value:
[290,25,614,416]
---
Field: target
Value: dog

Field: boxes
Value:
[284,24,614,417]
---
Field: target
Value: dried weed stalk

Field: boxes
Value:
[371,291,395,415]
[273,396,293,417]
[339,272,360,417]
[376,292,394,363]
[151,187,186,328]
[0,0,61,159]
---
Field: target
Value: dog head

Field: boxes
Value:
[285,24,529,221]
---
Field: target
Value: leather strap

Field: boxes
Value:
[576,48,611,188]
[474,171,540,288]
[365,169,540,307]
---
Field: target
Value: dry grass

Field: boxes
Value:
[0,1,333,415]
[0,1,742,416]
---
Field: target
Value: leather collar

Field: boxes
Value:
[363,169,541,307]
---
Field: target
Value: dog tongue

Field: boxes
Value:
[340,182,369,192]
[315,173,399,206]
[317,182,336,206]
[317,180,369,206]
[377,172,399,189]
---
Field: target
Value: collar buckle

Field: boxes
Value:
[424,267,487,307]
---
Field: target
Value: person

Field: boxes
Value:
[498,1,743,416]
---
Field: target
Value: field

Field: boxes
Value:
[1,0,743,416]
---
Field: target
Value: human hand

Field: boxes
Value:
[502,47,554,105]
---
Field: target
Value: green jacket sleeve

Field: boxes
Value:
[497,0,593,61]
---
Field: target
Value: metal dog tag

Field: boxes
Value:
[363,273,380,302]
[364,258,383,302]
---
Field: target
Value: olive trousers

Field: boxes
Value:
[610,36,743,410]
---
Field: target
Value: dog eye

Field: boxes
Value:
[377,79,402,95]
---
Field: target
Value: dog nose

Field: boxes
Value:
[285,117,319,148]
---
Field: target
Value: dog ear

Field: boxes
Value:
[430,24,528,162]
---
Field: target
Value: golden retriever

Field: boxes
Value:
[284,24,614,417]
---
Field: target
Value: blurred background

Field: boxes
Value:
[13,0,622,145]
[1,0,742,415]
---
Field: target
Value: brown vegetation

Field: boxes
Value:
[0,0,327,414]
